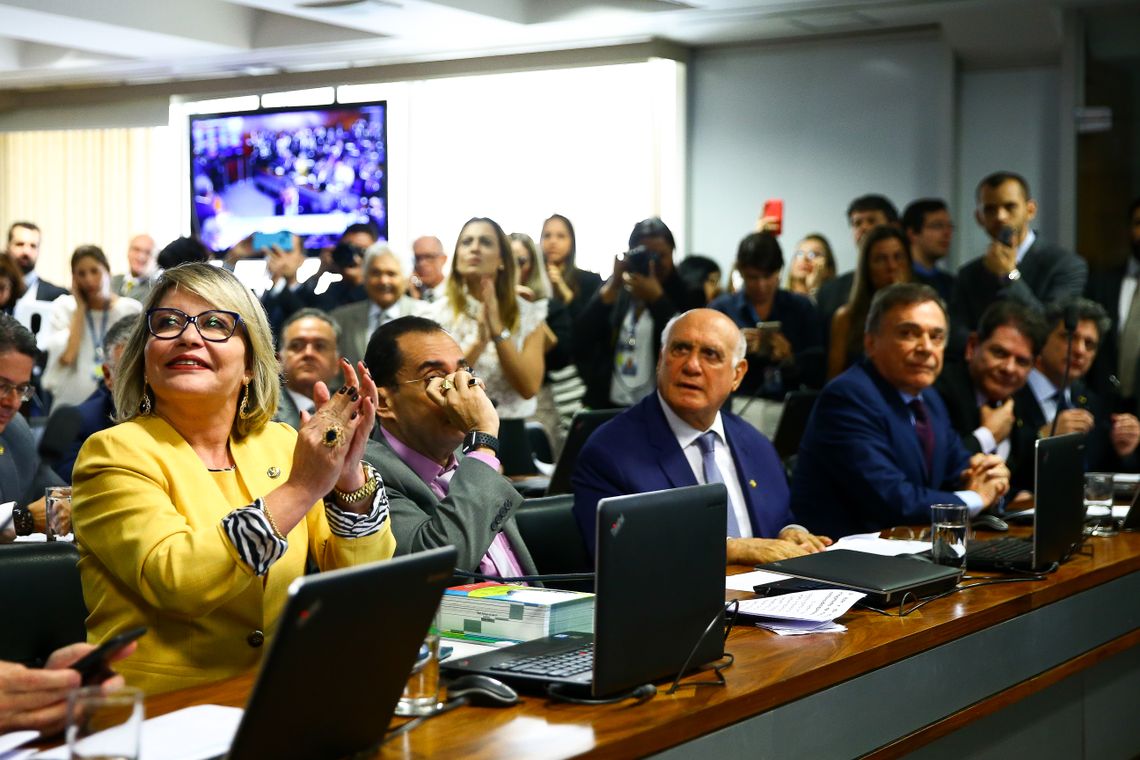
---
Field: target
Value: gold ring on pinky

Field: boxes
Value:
[439,379,453,392]
[322,424,346,448]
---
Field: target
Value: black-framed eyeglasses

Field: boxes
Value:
[146,308,243,343]
[0,379,34,403]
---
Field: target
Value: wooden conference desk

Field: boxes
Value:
[148,532,1140,759]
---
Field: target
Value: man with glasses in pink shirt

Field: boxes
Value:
[362,315,537,578]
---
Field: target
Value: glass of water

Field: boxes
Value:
[1084,472,1116,536]
[930,504,969,569]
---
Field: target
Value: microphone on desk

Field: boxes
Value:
[1049,303,1081,438]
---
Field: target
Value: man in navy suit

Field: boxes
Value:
[572,308,831,565]
[791,283,1010,538]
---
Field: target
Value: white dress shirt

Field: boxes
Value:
[657,393,753,538]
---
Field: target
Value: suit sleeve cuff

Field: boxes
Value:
[973,427,997,454]
[955,491,986,518]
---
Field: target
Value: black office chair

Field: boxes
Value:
[771,389,821,460]
[0,542,88,667]
[514,494,594,593]
[525,421,554,466]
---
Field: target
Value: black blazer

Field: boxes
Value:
[1011,378,1139,492]
[573,268,702,409]
[935,361,1036,489]
[31,278,69,302]
[1084,263,1136,411]
[950,237,1087,354]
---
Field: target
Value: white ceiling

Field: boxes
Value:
[0,0,1136,93]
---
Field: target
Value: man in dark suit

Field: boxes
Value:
[331,245,422,366]
[362,316,537,576]
[950,171,1087,353]
[274,308,342,430]
[575,217,703,409]
[1011,298,1140,492]
[572,308,831,565]
[1084,196,1140,408]
[0,314,64,541]
[902,198,956,302]
[791,283,1009,538]
[935,301,1046,495]
[6,222,68,304]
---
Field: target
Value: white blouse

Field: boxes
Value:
[43,296,142,408]
[426,295,548,420]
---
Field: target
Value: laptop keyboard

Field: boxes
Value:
[490,642,595,678]
[967,536,1032,563]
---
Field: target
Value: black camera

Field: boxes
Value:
[331,242,364,270]
[619,245,659,276]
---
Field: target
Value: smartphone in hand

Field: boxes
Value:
[71,626,147,686]
[762,199,784,235]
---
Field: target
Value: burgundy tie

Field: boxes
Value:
[909,398,934,478]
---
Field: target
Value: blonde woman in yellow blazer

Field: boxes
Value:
[72,263,396,695]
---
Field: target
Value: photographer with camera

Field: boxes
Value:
[575,217,704,409]
[710,231,823,436]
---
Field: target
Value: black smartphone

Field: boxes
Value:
[620,245,659,276]
[71,626,147,685]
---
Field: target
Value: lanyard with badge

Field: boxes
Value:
[86,307,110,381]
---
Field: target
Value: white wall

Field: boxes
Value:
[688,32,955,274]
[955,66,1063,263]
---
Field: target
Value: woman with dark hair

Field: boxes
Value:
[43,245,142,407]
[427,218,553,421]
[710,232,823,435]
[0,256,26,314]
[677,255,722,305]
[827,225,912,379]
[786,233,837,300]
[540,214,602,317]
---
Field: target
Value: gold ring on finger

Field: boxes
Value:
[323,424,346,448]
[439,379,453,392]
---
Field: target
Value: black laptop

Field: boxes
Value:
[443,483,727,697]
[964,432,1086,571]
[757,549,962,606]
[545,409,622,496]
[218,547,457,760]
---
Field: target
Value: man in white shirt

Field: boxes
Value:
[7,222,67,303]
[573,308,830,565]
[409,235,447,303]
[274,308,342,429]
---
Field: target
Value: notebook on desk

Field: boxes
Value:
[756,549,962,606]
[442,483,727,697]
[214,547,457,760]
[965,432,1086,572]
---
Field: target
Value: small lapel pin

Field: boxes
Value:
[749,479,757,488]
[267,466,281,479]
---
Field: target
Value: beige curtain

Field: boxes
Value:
[0,127,180,287]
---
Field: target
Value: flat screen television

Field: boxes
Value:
[189,101,387,253]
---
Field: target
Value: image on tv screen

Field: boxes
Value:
[190,102,387,252]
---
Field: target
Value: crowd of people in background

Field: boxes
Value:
[4,168,1140,727]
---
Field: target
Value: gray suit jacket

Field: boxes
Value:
[0,414,64,506]
[273,387,303,430]
[364,433,536,575]
[331,296,421,366]
[111,273,155,303]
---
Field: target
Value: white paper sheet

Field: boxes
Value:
[725,569,790,592]
[828,533,932,556]
[0,730,38,757]
[34,704,243,760]
[753,620,848,636]
[736,589,865,623]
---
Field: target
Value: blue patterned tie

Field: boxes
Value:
[698,431,742,538]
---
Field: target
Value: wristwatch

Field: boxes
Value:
[462,430,499,456]
[492,328,511,344]
[12,505,35,536]
[1006,268,1021,282]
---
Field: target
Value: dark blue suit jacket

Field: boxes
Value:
[55,385,116,484]
[790,360,972,538]
[571,393,793,555]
